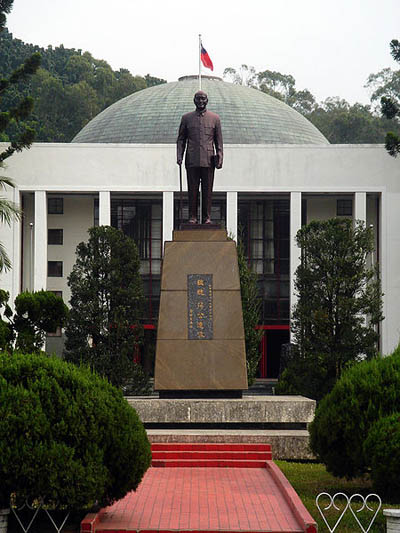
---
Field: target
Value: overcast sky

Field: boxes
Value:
[6,0,400,105]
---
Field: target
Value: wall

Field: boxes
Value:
[0,142,399,354]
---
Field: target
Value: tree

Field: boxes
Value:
[0,289,68,352]
[307,97,395,144]
[366,39,400,156]
[64,226,149,392]
[224,65,317,114]
[236,235,263,385]
[277,218,383,401]
[0,1,40,271]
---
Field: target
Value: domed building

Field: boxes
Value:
[73,75,328,146]
[0,75,399,373]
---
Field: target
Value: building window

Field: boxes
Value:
[238,197,290,325]
[48,229,63,245]
[337,199,352,216]
[48,261,63,277]
[48,197,64,214]
[174,196,226,229]
[111,198,162,323]
[50,290,63,299]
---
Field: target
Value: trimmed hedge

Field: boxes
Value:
[364,413,400,500]
[309,344,400,480]
[0,352,151,509]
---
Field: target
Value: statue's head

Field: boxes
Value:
[194,91,208,112]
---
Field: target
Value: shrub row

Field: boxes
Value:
[309,344,400,500]
[0,352,151,509]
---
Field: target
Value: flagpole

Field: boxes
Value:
[198,34,202,90]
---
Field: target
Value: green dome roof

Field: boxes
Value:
[72,75,329,145]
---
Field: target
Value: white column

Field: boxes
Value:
[290,192,302,340]
[99,191,111,226]
[11,187,21,301]
[354,192,367,224]
[162,191,174,251]
[226,192,238,241]
[0,184,20,303]
[33,190,47,291]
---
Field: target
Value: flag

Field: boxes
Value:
[201,44,214,71]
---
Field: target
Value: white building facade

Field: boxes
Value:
[0,76,399,376]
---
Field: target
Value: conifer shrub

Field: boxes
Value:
[0,352,151,509]
[309,344,400,480]
[364,413,400,500]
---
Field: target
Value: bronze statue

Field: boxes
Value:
[177,91,223,224]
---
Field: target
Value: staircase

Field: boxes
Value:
[151,442,272,468]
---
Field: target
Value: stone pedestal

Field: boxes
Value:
[384,510,400,532]
[154,229,248,394]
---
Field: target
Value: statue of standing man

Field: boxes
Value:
[177,91,223,224]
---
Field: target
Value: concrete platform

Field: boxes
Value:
[126,395,316,460]
[126,395,315,424]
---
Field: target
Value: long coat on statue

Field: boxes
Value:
[177,109,223,168]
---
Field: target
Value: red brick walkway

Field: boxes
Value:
[81,464,316,533]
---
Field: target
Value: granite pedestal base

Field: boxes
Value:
[154,229,248,395]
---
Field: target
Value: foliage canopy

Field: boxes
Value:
[236,235,262,385]
[0,352,151,509]
[0,289,68,352]
[277,218,383,400]
[64,226,149,393]
[310,344,400,498]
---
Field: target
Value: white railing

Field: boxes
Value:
[11,500,70,533]
[316,492,381,532]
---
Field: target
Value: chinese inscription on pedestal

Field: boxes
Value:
[187,274,213,340]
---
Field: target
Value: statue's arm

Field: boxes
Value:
[214,117,223,169]
[177,117,187,165]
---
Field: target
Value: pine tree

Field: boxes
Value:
[0,0,40,271]
[236,236,263,385]
[64,226,149,393]
[277,218,383,401]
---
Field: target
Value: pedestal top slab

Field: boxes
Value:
[173,229,227,242]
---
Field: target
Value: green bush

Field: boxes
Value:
[309,344,400,480]
[0,352,151,509]
[364,413,400,500]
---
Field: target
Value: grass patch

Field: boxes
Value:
[276,461,400,532]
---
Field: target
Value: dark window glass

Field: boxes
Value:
[48,198,63,214]
[50,290,63,299]
[174,197,226,229]
[238,197,290,325]
[94,198,99,226]
[48,229,63,245]
[337,199,352,216]
[48,261,63,277]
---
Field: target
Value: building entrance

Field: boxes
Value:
[257,326,290,379]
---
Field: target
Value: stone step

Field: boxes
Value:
[151,442,271,451]
[147,429,315,461]
[150,442,272,467]
[152,459,269,468]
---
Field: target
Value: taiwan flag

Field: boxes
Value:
[201,44,214,71]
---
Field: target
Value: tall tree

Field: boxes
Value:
[277,218,383,401]
[236,235,263,385]
[366,39,400,156]
[64,226,149,392]
[0,0,39,271]
[307,97,395,144]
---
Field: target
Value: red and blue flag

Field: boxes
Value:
[201,44,214,71]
